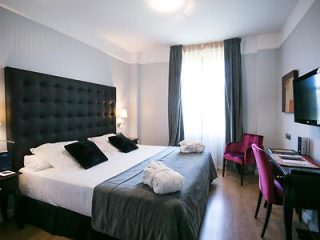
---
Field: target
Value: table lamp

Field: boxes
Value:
[116,109,128,133]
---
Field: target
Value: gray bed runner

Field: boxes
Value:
[92,147,217,240]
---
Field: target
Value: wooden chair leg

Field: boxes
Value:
[254,191,262,218]
[222,158,226,177]
[264,200,268,208]
[240,164,244,186]
[261,203,272,238]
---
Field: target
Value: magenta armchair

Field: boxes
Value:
[223,133,264,186]
[251,144,284,238]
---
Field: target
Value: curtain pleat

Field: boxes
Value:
[168,45,184,146]
[224,38,243,143]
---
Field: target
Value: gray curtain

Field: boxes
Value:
[168,45,184,146]
[224,38,243,143]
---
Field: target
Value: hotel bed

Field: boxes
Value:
[19,145,167,217]
[5,67,217,240]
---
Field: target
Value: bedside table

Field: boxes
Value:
[0,172,22,227]
[129,137,139,144]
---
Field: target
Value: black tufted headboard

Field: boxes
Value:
[5,67,116,171]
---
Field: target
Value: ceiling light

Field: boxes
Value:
[149,0,186,13]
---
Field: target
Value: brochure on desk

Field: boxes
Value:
[268,148,319,168]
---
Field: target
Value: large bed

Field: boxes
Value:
[5,67,217,240]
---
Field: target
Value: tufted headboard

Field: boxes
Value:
[5,67,116,171]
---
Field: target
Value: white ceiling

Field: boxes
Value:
[0,0,308,63]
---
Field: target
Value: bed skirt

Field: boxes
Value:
[20,196,117,240]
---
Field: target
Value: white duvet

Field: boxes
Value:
[19,145,166,217]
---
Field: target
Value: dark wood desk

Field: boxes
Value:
[266,149,320,240]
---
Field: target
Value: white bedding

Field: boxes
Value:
[19,145,167,217]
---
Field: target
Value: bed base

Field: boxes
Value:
[21,196,117,240]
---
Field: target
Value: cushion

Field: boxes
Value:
[223,152,244,164]
[64,140,108,169]
[24,155,52,171]
[108,133,138,153]
[88,133,119,153]
[30,141,81,170]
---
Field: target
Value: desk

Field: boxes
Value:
[266,149,320,240]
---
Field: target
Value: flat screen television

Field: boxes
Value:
[293,67,320,126]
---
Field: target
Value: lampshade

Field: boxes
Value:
[119,109,128,119]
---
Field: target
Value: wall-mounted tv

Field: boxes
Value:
[293,67,320,126]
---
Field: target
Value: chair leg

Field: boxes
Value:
[240,164,244,186]
[254,191,262,218]
[261,203,272,238]
[222,158,226,177]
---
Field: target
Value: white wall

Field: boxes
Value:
[255,49,279,147]
[277,0,320,159]
[139,62,169,145]
[276,1,320,230]
[0,7,132,148]
[234,49,280,148]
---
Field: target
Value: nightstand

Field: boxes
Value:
[129,137,139,144]
[0,172,22,227]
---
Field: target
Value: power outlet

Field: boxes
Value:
[285,133,291,140]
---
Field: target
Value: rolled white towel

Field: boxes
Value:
[180,145,193,153]
[143,161,184,194]
[179,140,205,153]
[193,142,205,153]
[142,160,167,187]
[152,168,184,194]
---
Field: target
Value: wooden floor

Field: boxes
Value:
[0,170,308,240]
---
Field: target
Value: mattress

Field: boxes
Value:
[19,145,167,217]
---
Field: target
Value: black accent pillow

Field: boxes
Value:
[108,133,138,153]
[64,140,108,169]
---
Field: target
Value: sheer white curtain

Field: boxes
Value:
[181,41,225,168]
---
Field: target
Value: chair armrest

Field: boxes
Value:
[225,142,242,153]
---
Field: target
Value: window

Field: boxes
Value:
[181,42,225,167]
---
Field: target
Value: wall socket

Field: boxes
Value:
[285,133,291,140]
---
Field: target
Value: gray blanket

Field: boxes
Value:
[91,147,217,240]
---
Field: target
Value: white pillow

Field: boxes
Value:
[30,141,82,170]
[24,155,52,171]
[88,133,120,153]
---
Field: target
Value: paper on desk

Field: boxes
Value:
[282,160,309,166]
[278,154,302,159]
[272,154,319,168]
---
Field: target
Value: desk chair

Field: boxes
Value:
[252,144,284,238]
[223,133,264,185]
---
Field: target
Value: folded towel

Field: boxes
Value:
[179,140,205,153]
[143,161,184,194]
[152,168,184,194]
[143,160,167,188]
